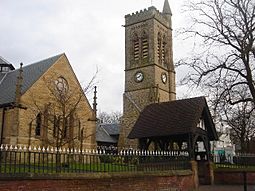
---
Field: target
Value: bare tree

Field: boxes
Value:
[98,111,122,124]
[176,0,255,149]
[177,0,255,107]
[28,72,97,151]
[223,101,255,152]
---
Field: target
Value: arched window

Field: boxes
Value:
[133,33,140,61]
[35,113,42,136]
[142,31,148,59]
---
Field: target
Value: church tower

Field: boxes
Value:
[118,0,176,148]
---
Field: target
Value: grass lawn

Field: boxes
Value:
[0,162,137,174]
[214,163,255,171]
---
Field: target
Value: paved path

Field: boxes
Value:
[198,185,255,191]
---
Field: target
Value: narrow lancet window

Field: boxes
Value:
[142,31,148,59]
[162,35,166,65]
[157,32,162,64]
[133,33,139,61]
[35,113,42,136]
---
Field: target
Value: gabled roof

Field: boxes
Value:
[96,124,118,143]
[128,96,218,140]
[0,56,15,68]
[0,54,63,106]
[0,57,15,82]
[99,123,120,136]
[0,73,6,82]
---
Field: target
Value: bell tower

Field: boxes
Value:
[118,0,176,148]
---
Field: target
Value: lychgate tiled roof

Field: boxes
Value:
[128,96,218,140]
[0,54,64,106]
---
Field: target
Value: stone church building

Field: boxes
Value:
[118,0,217,154]
[118,0,176,148]
[0,54,96,149]
[0,0,217,155]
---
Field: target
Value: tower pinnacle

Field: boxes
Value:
[162,0,172,15]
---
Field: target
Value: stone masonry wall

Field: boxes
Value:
[1,54,96,149]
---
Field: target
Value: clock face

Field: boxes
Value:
[135,71,144,82]
[161,73,167,84]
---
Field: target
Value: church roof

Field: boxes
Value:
[0,57,15,82]
[0,73,6,82]
[0,53,64,106]
[96,124,118,144]
[128,96,218,140]
[99,123,120,135]
[162,0,172,15]
[0,56,15,67]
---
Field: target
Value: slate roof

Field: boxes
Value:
[128,96,218,140]
[0,57,15,82]
[99,123,120,135]
[0,56,15,67]
[0,73,6,82]
[96,124,118,143]
[0,54,64,106]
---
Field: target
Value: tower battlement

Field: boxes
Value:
[125,6,170,28]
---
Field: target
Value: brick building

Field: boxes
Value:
[0,54,96,149]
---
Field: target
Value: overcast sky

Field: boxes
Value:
[0,0,193,113]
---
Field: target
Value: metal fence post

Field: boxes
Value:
[243,171,247,191]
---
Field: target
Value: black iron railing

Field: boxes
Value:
[0,145,191,174]
[213,153,255,169]
[213,153,255,191]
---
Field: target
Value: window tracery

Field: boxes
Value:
[54,77,69,96]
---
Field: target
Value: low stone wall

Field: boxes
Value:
[0,170,195,191]
[214,169,255,185]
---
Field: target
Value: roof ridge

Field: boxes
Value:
[3,53,64,73]
[18,53,64,70]
[0,56,12,65]
[0,53,65,106]
[152,96,206,106]
[99,125,111,136]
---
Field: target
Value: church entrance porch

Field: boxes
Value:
[128,97,218,186]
